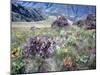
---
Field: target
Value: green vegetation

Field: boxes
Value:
[11,24,96,74]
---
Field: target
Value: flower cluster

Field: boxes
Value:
[22,36,56,59]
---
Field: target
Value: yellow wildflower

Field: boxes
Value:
[64,48,68,53]
[11,47,20,58]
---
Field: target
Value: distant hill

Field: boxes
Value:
[11,3,46,22]
[11,1,96,22]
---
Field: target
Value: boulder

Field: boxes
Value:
[52,16,69,27]
[73,14,96,29]
[85,14,96,29]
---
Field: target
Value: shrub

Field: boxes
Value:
[11,58,24,74]
[22,36,56,59]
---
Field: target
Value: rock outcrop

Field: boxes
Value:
[52,16,69,28]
